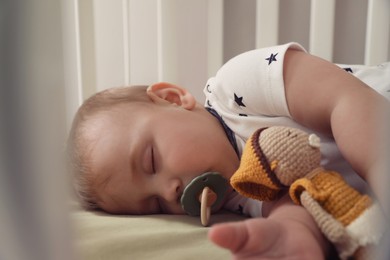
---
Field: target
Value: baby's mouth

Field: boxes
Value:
[180,172,229,216]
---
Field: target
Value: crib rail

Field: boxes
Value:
[365,0,390,65]
[64,0,390,128]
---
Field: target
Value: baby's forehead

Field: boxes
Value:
[102,101,151,117]
[77,113,115,164]
[82,115,121,179]
[80,100,152,161]
[84,104,131,128]
[82,113,112,140]
[82,103,144,151]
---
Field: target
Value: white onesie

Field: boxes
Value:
[204,42,390,217]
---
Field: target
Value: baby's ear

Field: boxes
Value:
[147,82,196,110]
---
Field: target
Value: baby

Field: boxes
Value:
[68,43,390,259]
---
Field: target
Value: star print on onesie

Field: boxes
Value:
[204,43,308,217]
[203,42,307,156]
[343,67,353,73]
[234,93,246,107]
[203,42,390,218]
[266,53,278,65]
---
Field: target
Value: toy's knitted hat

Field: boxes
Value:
[230,127,321,201]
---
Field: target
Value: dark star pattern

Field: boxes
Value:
[343,67,353,73]
[206,84,211,93]
[266,53,278,65]
[234,93,246,107]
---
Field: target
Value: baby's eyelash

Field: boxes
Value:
[151,147,156,173]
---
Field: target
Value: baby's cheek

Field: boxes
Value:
[164,148,205,173]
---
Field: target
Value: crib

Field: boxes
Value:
[61,1,390,259]
[2,1,388,260]
[64,0,390,129]
[60,1,390,259]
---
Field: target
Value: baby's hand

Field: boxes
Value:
[209,217,325,260]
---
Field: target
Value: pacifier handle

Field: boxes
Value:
[180,172,229,227]
[199,187,217,226]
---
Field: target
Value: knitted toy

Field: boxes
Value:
[230,126,385,260]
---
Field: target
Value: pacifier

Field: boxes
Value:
[180,172,229,226]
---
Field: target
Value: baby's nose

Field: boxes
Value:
[161,178,182,202]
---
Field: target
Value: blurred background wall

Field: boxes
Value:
[1,1,388,259]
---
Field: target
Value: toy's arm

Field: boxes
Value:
[290,168,386,260]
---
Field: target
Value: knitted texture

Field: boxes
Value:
[299,191,358,259]
[289,168,372,226]
[230,126,321,201]
[230,128,284,201]
[258,127,321,186]
[290,169,384,260]
[230,126,384,260]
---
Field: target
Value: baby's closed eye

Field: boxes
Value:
[151,147,156,173]
[142,145,156,175]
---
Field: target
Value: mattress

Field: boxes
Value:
[71,201,246,259]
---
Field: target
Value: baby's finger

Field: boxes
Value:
[209,218,281,256]
[208,221,250,253]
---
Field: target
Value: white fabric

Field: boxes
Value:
[336,62,390,99]
[204,42,390,217]
[223,191,262,217]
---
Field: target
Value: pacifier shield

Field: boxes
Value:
[180,172,229,216]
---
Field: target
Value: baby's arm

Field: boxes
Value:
[283,50,389,213]
[209,193,331,259]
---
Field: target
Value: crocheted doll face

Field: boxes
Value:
[259,127,321,186]
[86,84,239,215]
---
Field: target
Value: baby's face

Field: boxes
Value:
[87,101,239,215]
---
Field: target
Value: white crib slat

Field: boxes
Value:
[365,0,390,65]
[122,0,130,85]
[179,0,209,101]
[309,0,335,61]
[157,0,178,83]
[128,0,159,85]
[207,0,223,77]
[93,0,126,91]
[77,0,97,100]
[256,0,279,48]
[62,0,84,130]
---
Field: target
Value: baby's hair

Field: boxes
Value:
[67,85,149,210]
